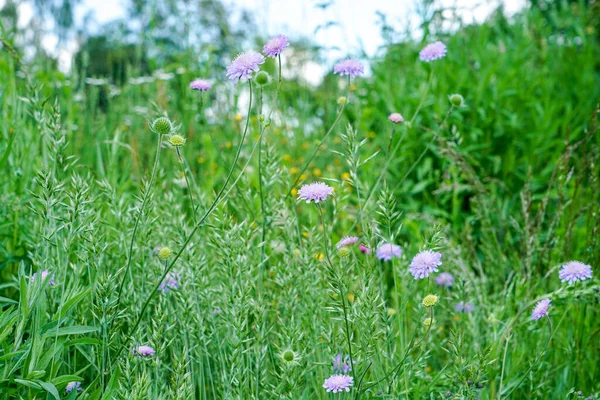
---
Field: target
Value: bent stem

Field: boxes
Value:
[113,79,255,364]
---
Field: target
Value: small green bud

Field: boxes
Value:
[255,71,272,86]
[282,350,295,362]
[152,117,173,135]
[158,247,172,260]
[449,94,465,107]
[337,96,347,105]
[169,134,185,147]
[337,247,351,258]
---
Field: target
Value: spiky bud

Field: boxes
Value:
[152,117,173,135]
[449,94,465,107]
[169,134,185,147]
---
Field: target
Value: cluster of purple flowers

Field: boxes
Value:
[158,272,181,293]
[31,270,55,286]
[323,354,354,393]
[132,345,155,358]
[455,302,475,313]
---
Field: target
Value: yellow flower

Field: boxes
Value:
[225,141,232,149]
[282,154,292,162]
[234,114,243,122]
[368,131,376,139]
[347,293,355,302]
[302,231,309,239]
[312,168,322,177]
[290,167,299,175]
[315,252,325,261]
[299,173,308,181]
[291,188,298,196]
[341,172,351,181]
[197,157,205,164]
[422,294,439,308]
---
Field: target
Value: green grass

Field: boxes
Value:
[1,3,599,399]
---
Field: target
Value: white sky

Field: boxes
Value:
[4,0,525,74]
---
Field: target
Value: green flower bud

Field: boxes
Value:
[449,94,465,107]
[255,71,272,86]
[337,247,351,258]
[152,117,173,135]
[158,247,172,260]
[337,96,347,105]
[169,134,185,147]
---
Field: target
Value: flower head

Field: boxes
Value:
[255,71,272,86]
[65,381,82,393]
[31,270,55,286]
[376,243,402,261]
[531,299,551,321]
[226,51,265,81]
[189,79,211,91]
[419,41,447,62]
[337,247,351,258]
[360,245,372,255]
[158,272,181,293]
[333,354,353,374]
[559,261,592,284]
[455,302,475,313]
[132,345,155,357]
[388,113,404,124]
[409,250,442,279]
[263,34,289,58]
[435,272,454,287]
[422,294,439,307]
[336,236,359,249]
[297,182,334,204]
[333,59,364,78]
[423,317,434,328]
[323,374,353,393]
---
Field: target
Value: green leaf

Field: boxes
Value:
[43,325,99,337]
[59,288,92,318]
[34,379,60,400]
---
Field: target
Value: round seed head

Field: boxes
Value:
[422,294,439,307]
[255,71,272,86]
[169,134,185,147]
[449,94,465,107]
[158,247,172,260]
[152,117,173,135]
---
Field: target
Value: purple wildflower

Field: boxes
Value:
[263,34,289,58]
[190,79,211,91]
[297,182,334,204]
[336,236,359,249]
[409,250,442,279]
[158,272,181,293]
[360,245,372,255]
[388,113,404,124]
[333,59,364,78]
[226,52,265,81]
[376,243,402,261]
[31,270,55,286]
[332,354,353,374]
[323,374,353,393]
[419,41,447,62]
[436,272,454,287]
[559,261,592,284]
[531,299,551,321]
[132,345,155,357]
[455,302,475,313]
[65,381,82,393]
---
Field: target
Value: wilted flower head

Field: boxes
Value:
[158,272,181,293]
[376,243,402,261]
[531,299,551,321]
[336,236,359,249]
[333,59,364,78]
[436,272,454,287]
[422,294,439,307]
[189,79,211,91]
[132,345,155,357]
[410,250,442,279]
[297,182,334,204]
[226,51,265,81]
[559,261,592,284]
[333,354,353,374]
[388,113,404,124]
[323,374,353,393]
[31,270,55,286]
[455,302,475,313]
[263,34,289,58]
[65,381,82,393]
[419,41,447,62]
[360,245,372,255]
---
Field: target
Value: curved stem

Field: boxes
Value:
[285,76,350,199]
[111,132,162,329]
[114,79,254,361]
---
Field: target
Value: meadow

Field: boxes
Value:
[0,1,599,399]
